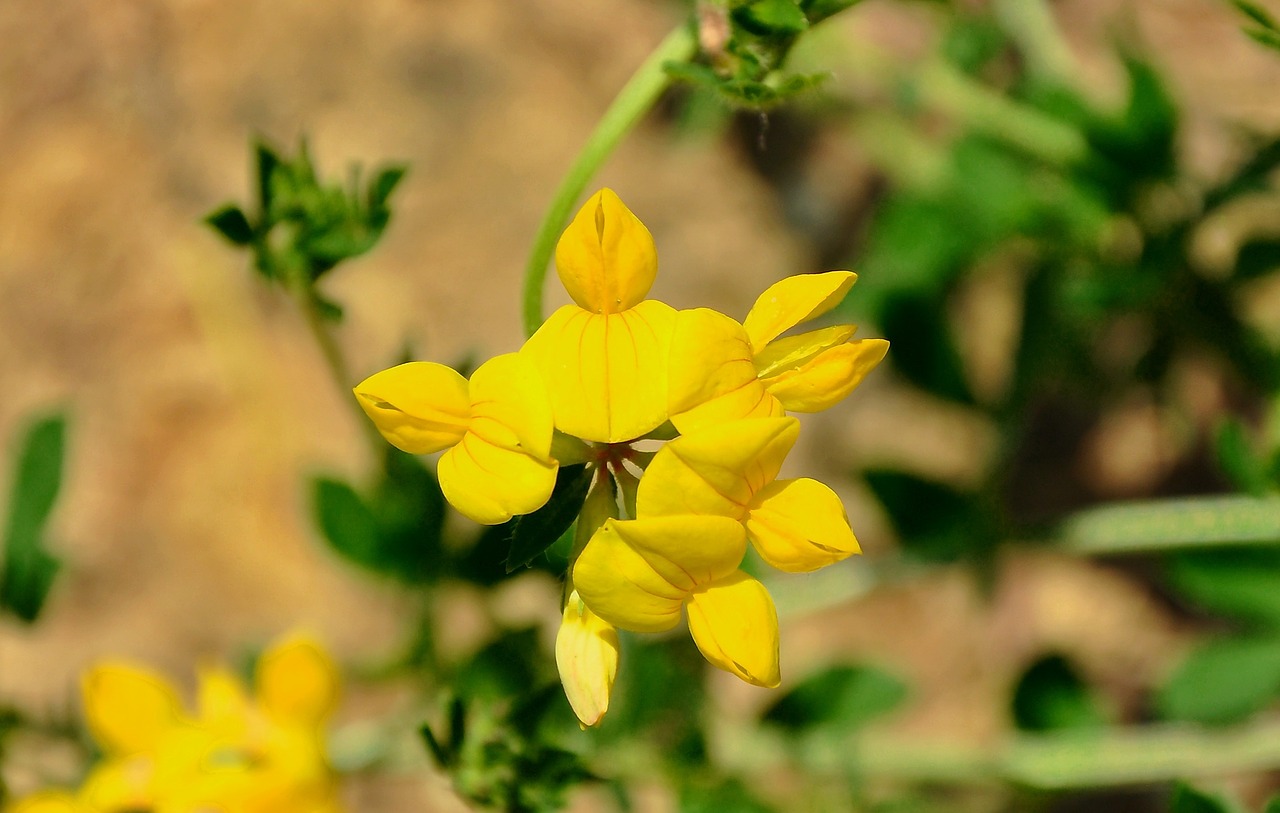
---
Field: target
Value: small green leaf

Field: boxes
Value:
[801,0,866,25]
[420,722,451,768]
[762,663,907,733]
[505,464,592,572]
[1166,548,1280,628]
[204,205,255,245]
[1012,654,1106,733]
[369,166,407,213]
[313,477,379,570]
[1233,0,1280,31]
[1169,782,1237,813]
[1263,794,1280,813]
[254,139,282,215]
[863,470,992,562]
[1158,635,1280,725]
[1,414,67,623]
[741,0,809,34]
[1215,419,1272,495]
[1245,26,1280,51]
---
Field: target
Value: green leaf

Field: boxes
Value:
[254,139,282,215]
[863,470,993,562]
[204,205,255,245]
[369,166,407,213]
[505,464,592,572]
[1058,496,1280,555]
[1215,419,1273,495]
[762,663,907,733]
[1158,635,1280,725]
[454,627,543,700]
[741,0,809,34]
[0,414,66,623]
[680,777,776,813]
[801,0,865,25]
[1165,548,1280,628]
[1168,782,1237,813]
[1264,794,1280,813]
[1245,26,1280,51]
[313,477,379,570]
[1012,654,1106,733]
[1233,0,1280,31]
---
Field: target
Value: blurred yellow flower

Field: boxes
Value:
[521,189,677,443]
[637,417,860,573]
[668,271,888,433]
[354,352,558,524]
[574,515,780,688]
[6,635,343,813]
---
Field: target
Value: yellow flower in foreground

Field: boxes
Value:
[555,591,619,727]
[6,634,344,813]
[521,189,676,443]
[354,352,557,524]
[574,515,780,688]
[637,417,859,573]
[668,271,888,433]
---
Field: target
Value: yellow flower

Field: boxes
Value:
[637,417,859,573]
[354,352,558,524]
[555,591,619,728]
[521,189,677,443]
[573,515,780,688]
[6,634,345,813]
[668,271,888,433]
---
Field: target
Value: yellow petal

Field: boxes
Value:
[637,418,799,520]
[256,635,339,727]
[521,301,675,443]
[686,572,780,688]
[197,666,250,737]
[467,353,554,460]
[353,362,470,454]
[6,792,82,813]
[79,758,152,811]
[746,478,860,572]
[555,594,619,727]
[753,324,857,378]
[742,271,857,354]
[667,308,782,435]
[575,516,746,632]
[555,189,657,314]
[82,662,184,755]
[573,520,686,633]
[765,338,889,413]
[437,432,557,524]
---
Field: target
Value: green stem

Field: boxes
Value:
[1056,495,1280,555]
[714,717,1280,790]
[521,22,697,337]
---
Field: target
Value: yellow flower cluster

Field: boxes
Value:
[355,189,888,726]
[6,635,343,813]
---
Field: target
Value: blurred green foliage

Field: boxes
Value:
[1011,655,1106,733]
[0,414,66,623]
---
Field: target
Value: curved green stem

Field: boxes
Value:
[521,22,697,337]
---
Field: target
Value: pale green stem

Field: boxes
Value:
[1057,495,1280,555]
[991,0,1082,87]
[521,23,697,337]
[712,716,1280,790]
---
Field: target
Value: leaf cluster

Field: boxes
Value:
[205,139,406,319]
[665,0,865,109]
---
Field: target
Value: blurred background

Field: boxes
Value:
[3,0,1280,811]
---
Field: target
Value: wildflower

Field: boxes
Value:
[555,591,619,727]
[7,635,343,813]
[354,352,557,524]
[521,189,677,443]
[637,417,859,573]
[668,271,888,433]
[574,515,780,688]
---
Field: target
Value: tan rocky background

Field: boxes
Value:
[1,0,1278,810]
